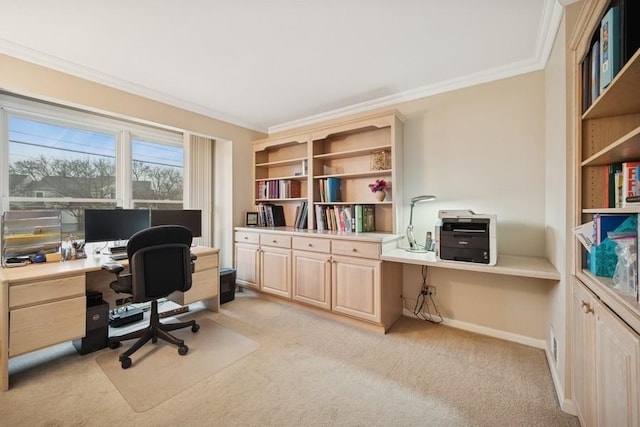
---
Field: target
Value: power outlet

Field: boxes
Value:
[426,285,436,296]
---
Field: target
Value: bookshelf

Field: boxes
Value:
[252,110,404,234]
[570,0,640,425]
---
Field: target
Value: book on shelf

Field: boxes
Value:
[256,203,286,227]
[362,205,375,232]
[607,162,623,208]
[622,161,640,207]
[257,179,301,199]
[326,177,341,202]
[600,5,622,92]
[315,205,325,231]
[590,39,600,103]
[294,201,308,229]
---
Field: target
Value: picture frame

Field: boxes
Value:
[245,212,259,227]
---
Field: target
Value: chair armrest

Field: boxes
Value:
[101,261,125,275]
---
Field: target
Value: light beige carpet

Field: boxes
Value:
[95,317,260,412]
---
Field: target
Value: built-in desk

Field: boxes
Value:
[0,246,219,391]
[381,248,560,281]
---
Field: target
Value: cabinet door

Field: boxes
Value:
[571,280,596,427]
[235,243,259,289]
[260,246,291,298]
[292,250,331,310]
[331,255,381,323]
[595,303,640,427]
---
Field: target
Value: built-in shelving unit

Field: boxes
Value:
[252,110,404,234]
[570,1,640,425]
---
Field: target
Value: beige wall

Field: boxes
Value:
[0,53,266,266]
[544,1,582,412]
[390,72,550,343]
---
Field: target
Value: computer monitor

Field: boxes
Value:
[150,209,202,238]
[83,209,151,243]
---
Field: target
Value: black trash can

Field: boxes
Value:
[220,268,236,304]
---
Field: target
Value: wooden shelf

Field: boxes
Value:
[582,125,640,166]
[313,145,391,161]
[256,157,307,168]
[315,170,392,180]
[583,48,640,120]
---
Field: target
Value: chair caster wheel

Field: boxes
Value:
[191,324,200,333]
[109,340,121,349]
[178,345,189,356]
[121,357,132,369]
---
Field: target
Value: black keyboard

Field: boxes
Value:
[110,253,128,261]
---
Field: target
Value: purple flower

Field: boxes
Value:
[368,179,388,193]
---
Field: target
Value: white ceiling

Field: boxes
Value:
[0,0,570,133]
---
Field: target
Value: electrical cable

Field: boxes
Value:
[413,265,443,324]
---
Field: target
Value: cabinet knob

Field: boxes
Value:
[580,300,594,314]
[352,248,357,252]
[308,243,313,247]
[244,236,248,240]
[272,240,277,244]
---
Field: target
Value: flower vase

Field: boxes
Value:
[374,190,386,202]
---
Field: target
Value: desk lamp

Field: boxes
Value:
[406,195,436,252]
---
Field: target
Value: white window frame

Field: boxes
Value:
[0,94,184,213]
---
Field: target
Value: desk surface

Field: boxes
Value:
[381,248,560,281]
[0,246,219,285]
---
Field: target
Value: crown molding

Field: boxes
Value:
[269,0,566,134]
[1,0,568,136]
[0,39,265,133]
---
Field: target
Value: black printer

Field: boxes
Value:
[436,210,497,265]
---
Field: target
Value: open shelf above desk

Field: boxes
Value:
[381,248,560,281]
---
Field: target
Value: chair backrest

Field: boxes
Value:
[126,225,194,302]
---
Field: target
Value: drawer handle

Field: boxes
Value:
[352,248,358,252]
[308,243,313,247]
[244,236,248,240]
[272,240,277,244]
[580,300,594,314]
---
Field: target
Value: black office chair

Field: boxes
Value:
[102,225,199,369]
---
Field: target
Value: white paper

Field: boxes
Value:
[573,221,594,253]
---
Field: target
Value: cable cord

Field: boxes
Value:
[413,265,444,324]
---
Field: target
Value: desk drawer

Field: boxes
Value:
[292,236,331,253]
[9,296,86,357]
[260,234,292,249]
[235,231,260,244]
[9,275,85,309]
[331,240,380,259]
[196,254,219,271]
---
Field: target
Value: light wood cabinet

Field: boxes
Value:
[571,279,640,427]
[233,230,292,297]
[292,236,332,310]
[235,228,403,332]
[260,245,291,298]
[331,254,381,323]
[235,231,260,290]
[570,2,640,424]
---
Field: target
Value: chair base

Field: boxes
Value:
[108,299,199,369]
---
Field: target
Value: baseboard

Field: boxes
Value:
[402,309,545,349]
[544,344,577,416]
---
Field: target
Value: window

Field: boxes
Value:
[131,137,184,209]
[1,95,184,239]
